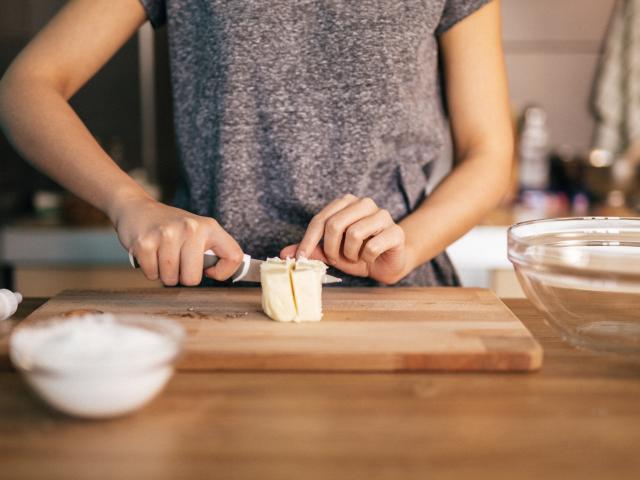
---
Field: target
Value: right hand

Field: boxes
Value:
[111,196,244,286]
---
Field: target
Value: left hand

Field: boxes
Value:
[280,194,410,284]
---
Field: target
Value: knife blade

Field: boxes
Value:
[129,250,342,284]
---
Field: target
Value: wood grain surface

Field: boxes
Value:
[14,287,542,371]
[1,297,639,480]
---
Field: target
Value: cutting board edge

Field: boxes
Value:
[492,294,544,362]
[178,350,544,372]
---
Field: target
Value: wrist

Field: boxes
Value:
[105,184,154,225]
[400,223,422,273]
[374,243,418,286]
[403,242,420,276]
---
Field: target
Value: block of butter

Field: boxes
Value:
[260,257,328,322]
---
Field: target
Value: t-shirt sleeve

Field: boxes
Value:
[138,0,167,29]
[435,0,492,36]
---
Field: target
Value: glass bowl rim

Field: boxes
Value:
[508,216,640,276]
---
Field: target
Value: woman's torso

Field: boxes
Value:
[154,0,461,286]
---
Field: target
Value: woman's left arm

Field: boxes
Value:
[282,0,512,284]
[398,0,513,279]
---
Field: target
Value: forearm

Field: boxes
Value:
[0,73,150,222]
[399,148,512,273]
[397,0,512,278]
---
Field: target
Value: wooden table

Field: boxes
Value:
[1,298,639,480]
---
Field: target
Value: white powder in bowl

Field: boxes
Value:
[10,313,184,418]
[12,314,178,373]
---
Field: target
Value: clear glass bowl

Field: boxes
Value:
[508,217,640,357]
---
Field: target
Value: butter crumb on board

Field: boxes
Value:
[260,257,328,322]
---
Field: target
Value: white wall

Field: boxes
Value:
[501,0,616,151]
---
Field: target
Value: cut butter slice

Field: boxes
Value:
[260,257,328,322]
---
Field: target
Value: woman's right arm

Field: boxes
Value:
[0,0,244,285]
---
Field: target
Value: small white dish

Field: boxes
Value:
[10,313,184,419]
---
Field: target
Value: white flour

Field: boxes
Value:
[10,314,183,418]
[12,314,177,373]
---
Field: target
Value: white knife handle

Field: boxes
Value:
[203,249,221,269]
[203,250,252,280]
[130,249,221,269]
[129,249,251,281]
[231,254,252,282]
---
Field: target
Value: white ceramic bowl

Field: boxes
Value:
[508,217,640,357]
[10,314,185,418]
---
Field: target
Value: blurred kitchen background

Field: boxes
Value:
[1,0,637,296]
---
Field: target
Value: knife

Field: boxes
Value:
[129,250,342,284]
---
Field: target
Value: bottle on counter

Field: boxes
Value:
[518,106,551,193]
[0,289,22,321]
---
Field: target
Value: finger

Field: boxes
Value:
[284,244,330,264]
[280,244,298,259]
[343,209,394,262]
[157,230,182,286]
[203,225,244,281]
[361,224,405,264]
[305,245,330,264]
[297,194,358,258]
[131,238,159,281]
[310,244,369,278]
[323,197,378,264]
[179,235,205,286]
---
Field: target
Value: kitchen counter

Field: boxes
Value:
[1,298,639,479]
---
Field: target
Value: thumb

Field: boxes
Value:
[304,245,330,264]
[280,244,329,264]
[279,244,298,259]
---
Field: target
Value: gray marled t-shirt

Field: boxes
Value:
[139,0,490,286]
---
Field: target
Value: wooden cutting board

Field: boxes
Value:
[16,287,543,372]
